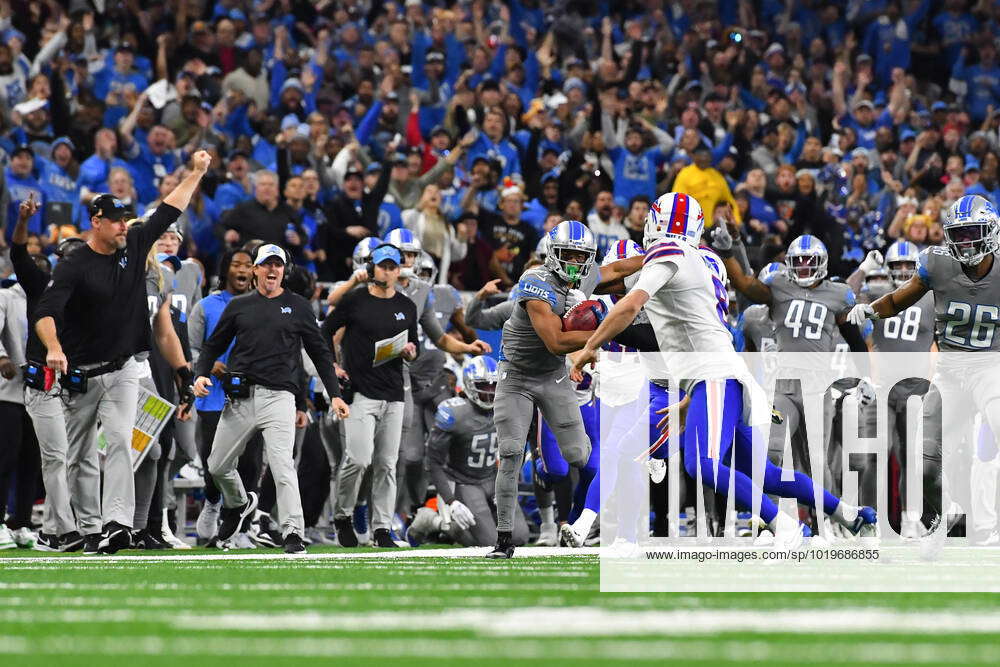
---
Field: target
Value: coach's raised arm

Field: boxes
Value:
[28,150,212,556]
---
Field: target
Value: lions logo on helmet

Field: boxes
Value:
[462,356,499,410]
[545,220,597,284]
[643,192,705,248]
[383,228,423,255]
[416,250,438,283]
[351,237,382,272]
[602,239,644,290]
[757,261,783,285]
[942,194,999,265]
[784,235,828,286]
[884,240,919,286]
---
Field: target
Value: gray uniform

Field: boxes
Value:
[494,266,601,532]
[133,267,172,531]
[399,285,463,509]
[739,304,776,352]
[394,277,448,513]
[465,297,515,331]
[917,248,1000,519]
[164,259,202,478]
[766,275,855,481]
[427,396,529,546]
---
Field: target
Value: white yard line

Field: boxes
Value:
[0,546,599,565]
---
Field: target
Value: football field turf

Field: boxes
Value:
[2,546,999,666]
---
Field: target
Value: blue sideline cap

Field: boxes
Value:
[254,244,287,265]
[371,245,401,266]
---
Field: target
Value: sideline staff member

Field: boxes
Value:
[324,244,419,548]
[193,244,350,555]
[34,151,213,555]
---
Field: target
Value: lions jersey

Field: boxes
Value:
[410,285,462,386]
[500,265,601,373]
[136,265,173,363]
[869,291,936,352]
[739,304,777,352]
[427,396,499,485]
[396,276,447,364]
[918,247,1000,352]
[171,259,203,316]
[768,274,855,354]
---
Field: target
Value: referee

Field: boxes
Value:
[34,151,212,555]
[193,244,349,554]
[322,244,419,548]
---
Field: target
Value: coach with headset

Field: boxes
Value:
[322,243,420,548]
[193,243,350,554]
[33,151,213,555]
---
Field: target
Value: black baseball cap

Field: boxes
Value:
[89,193,130,220]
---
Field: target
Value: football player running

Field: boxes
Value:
[572,193,877,549]
[419,356,530,547]
[848,194,1000,547]
[488,220,644,559]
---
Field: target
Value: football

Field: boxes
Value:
[562,300,605,331]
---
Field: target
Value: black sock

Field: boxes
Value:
[496,530,512,547]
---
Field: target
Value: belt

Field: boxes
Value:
[81,357,128,379]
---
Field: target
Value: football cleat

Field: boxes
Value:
[217,492,258,543]
[919,515,947,561]
[283,533,307,554]
[486,543,515,559]
[560,523,586,548]
[0,525,17,550]
[647,458,667,484]
[131,529,169,550]
[305,526,337,546]
[847,506,878,537]
[603,537,641,559]
[196,498,222,540]
[372,528,399,548]
[533,522,558,546]
[82,533,101,555]
[33,532,62,552]
[161,509,191,549]
[973,529,1000,546]
[334,517,358,547]
[97,522,132,554]
[12,527,37,549]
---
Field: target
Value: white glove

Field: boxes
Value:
[709,223,733,252]
[449,500,476,530]
[565,288,585,310]
[858,250,884,274]
[846,303,877,326]
[845,378,876,407]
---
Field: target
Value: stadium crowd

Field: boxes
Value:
[1,0,999,552]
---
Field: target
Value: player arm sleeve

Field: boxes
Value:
[409,303,421,357]
[187,301,206,367]
[299,310,342,399]
[195,300,239,379]
[464,299,514,331]
[420,300,447,345]
[632,261,678,297]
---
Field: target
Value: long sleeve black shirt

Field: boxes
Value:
[10,241,51,363]
[34,204,181,365]
[195,289,341,398]
[322,287,418,402]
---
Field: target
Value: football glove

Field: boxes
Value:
[449,500,476,530]
[858,249,884,274]
[846,303,878,325]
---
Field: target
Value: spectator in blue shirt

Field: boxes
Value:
[953,41,1000,123]
[78,128,130,197]
[604,117,674,209]
[932,0,979,68]
[214,152,254,212]
[4,145,46,243]
[466,108,521,180]
[92,43,148,127]
[37,136,80,229]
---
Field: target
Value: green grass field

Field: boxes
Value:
[2,546,1000,666]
